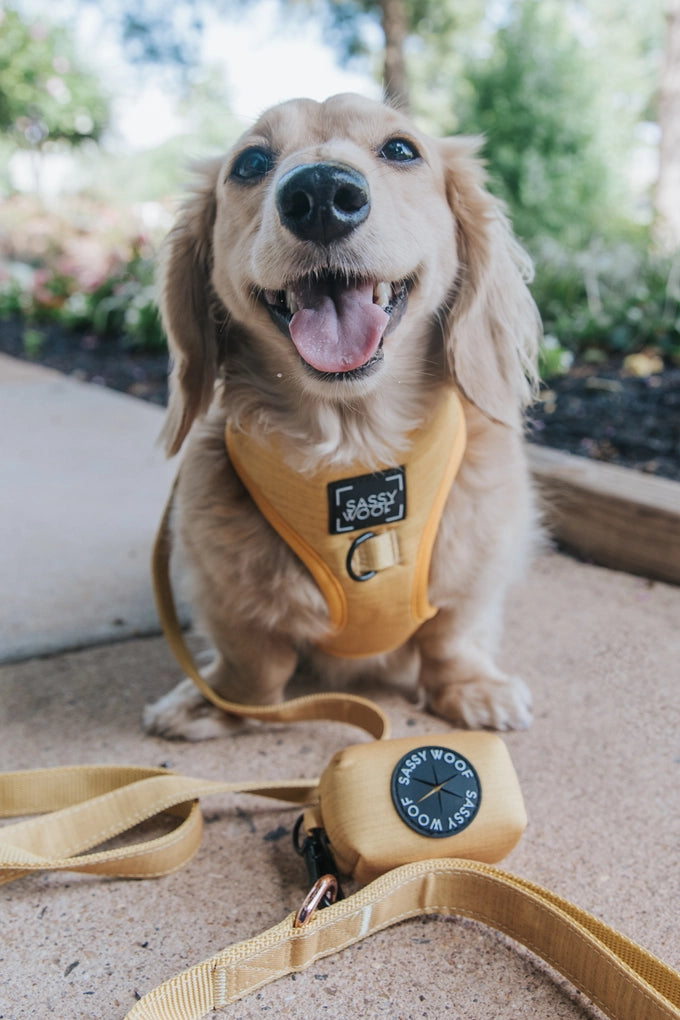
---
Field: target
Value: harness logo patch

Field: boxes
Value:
[328,467,406,535]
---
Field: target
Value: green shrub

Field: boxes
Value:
[58,248,163,349]
[2,243,164,351]
[531,239,680,363]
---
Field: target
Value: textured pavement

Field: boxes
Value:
[1,354,678,1019]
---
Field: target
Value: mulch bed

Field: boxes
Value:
[529,359,680,482]
[2,317,679,483]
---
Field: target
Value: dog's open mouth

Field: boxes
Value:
[262,272,409,377]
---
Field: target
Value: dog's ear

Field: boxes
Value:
[159,158,223,456]
[441,138,541,428]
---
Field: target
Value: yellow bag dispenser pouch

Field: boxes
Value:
[305,731,526,885]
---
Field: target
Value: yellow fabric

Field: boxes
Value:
[225,387,467,657]
[0,765,317,886]
[1,755,679,1019]
[123,859,680,1020]
[151,486,391,739]
[315,732,526,882]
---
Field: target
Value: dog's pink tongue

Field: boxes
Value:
[289,279,389,373]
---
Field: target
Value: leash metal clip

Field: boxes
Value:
[293,816,344,925]
[294,874,339,928]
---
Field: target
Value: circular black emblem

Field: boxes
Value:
[391,745,482,838]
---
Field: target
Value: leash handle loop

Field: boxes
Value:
[124,858,680,1020]
[0,765,318,884]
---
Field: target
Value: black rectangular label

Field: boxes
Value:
[328,467,406,535]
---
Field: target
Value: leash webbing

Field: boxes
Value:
[1,765,679,1019]
[123,859,680,1020]
[0,765,317,885]
[3,477,678,1017]
[151,474,391,741]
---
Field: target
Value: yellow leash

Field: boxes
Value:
[1,765,679,1020]
[1,457,678,1018]
[123,859,680,1020]
[151,470,391,740]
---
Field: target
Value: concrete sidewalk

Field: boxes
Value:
[1,354,679,1020]
[0,354,178,663]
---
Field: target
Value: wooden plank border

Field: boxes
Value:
[528,445,680,586]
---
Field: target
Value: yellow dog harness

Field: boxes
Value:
[225,387,466,658]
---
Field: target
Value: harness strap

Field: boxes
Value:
[151,478,391,741]
[126,858,680,1020]
[225,386,467,658]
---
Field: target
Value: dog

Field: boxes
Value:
[144,93,541,741]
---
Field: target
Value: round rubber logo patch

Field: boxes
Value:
[390,745,482,838]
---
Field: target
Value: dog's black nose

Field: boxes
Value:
[276,162,370,243]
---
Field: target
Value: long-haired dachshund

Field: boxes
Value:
[144,93,541,740]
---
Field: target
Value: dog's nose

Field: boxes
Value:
[276,162,370,243]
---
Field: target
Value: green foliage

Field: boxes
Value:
[58,245,163,349]
[21,326,45,360]
[532,239,680,363]
[449,0,629,247]
[0,7,109,149]
[538,335,573,380]
[1,252,163,350]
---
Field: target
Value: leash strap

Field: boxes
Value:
[124,858,680,1020]
[0,765,317,884]
[1,768,679,1019]
[4,480,677,1017]
[151,474,391,740]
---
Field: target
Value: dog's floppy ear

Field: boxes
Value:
[441,138,541,428]
[159,158,223,456]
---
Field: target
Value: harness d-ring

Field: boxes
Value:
[346,531,376,582]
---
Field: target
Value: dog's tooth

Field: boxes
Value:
[285,288,299,314]
[373,281,391,309]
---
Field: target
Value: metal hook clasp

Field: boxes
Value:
[294,874,339,928]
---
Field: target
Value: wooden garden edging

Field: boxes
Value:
[528,445,680,586]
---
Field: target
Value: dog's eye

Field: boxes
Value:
[379,137,420,163]
[230,146,276,182]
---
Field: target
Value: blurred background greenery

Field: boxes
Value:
[1,0,679,376]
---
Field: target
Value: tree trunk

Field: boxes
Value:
[656,0,680,248]
[379,0,410,111]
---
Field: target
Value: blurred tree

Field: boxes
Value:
[33,0,672,249]
[446,0,650,247]
[379,0,409,107]
[81,0,480,113]
[100,0,413,108]
[0,6,109,150]
[657,0,680,246]
[291,0,485,112]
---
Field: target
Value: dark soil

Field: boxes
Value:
[528,358,680,482]
[0,317,169,407]
[2,317,679,482]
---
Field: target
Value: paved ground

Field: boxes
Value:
[1,355,679,1020]
[0,354,179,663]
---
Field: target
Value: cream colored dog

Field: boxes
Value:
[144,93,541,740]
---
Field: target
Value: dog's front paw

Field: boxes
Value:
[143,678,242,741]
[426,673,533,731]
